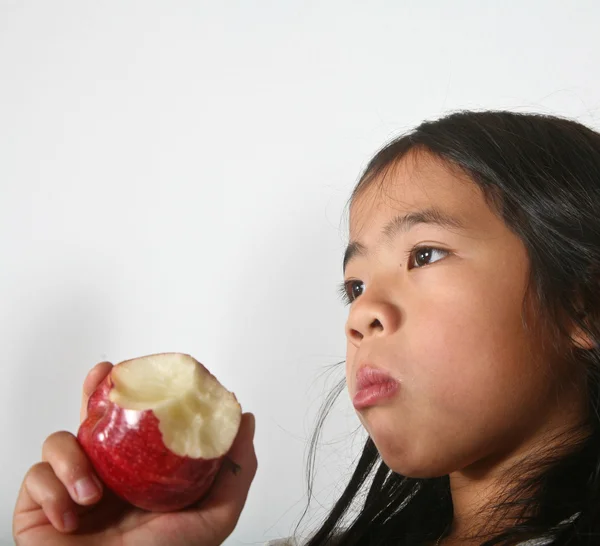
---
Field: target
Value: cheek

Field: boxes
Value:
[412,273,536,412]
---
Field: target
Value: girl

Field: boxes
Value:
[12,110,600,545]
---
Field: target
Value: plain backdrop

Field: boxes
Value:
[1,1,600,545]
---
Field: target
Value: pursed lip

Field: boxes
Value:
[355,365,398,392]
[352,365,400,410]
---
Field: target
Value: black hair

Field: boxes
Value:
[295,110,600,545]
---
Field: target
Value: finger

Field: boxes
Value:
[41,431,103,506]
[14,462,80,533]
[80,361,113,423]
[194,413,257,533]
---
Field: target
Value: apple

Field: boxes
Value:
[77,352,242,512]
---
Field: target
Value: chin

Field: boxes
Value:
[369,432,453,479]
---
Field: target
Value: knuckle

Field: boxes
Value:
[246,457,258,479]
[54,457,83,482]
[42,430,74,455]
[41,432,86,480]
[25,463,67,504]
[250,449,258,472]
[26,461,50,480]
[39,487,63,506]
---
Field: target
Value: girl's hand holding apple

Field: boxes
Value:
[13,355,257,546]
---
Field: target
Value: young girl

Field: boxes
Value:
[12,110,600,545]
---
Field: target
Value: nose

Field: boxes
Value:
[345,297,400,346]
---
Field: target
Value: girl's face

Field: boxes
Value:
[343,150,585,479]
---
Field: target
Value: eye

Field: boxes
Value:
[337,246,450,306]
[408,245,449,269]
[337,279,364,306]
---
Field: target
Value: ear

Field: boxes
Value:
[571,328,596,350]
[570,313,597,350]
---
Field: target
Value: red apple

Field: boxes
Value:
[77,352,242,511]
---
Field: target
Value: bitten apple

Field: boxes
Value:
[77,353,242,512]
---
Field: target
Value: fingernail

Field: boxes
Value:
[74,476,99,502]
[62,510,77,531]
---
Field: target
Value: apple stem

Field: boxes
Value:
[224,455,241,475]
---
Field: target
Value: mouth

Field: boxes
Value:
[353,366,400,410]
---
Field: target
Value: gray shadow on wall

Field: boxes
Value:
[11,281,114,458]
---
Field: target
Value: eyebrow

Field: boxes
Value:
[343,207,467,273]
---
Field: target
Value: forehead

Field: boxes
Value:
[349,151,490,238]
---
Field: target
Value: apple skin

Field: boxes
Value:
[77,367,225,512]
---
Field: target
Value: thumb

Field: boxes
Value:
[189,412,257,531]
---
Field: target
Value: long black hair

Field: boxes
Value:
[295,111,600,545]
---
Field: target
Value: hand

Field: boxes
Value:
[13,361,258,546]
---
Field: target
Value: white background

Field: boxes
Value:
[1,1,600,545]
